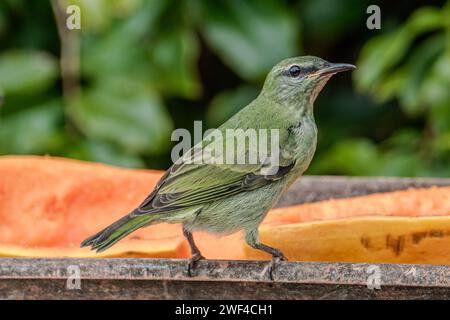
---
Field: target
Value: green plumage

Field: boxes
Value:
[81,56,355,275]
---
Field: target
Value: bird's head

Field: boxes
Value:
[262,56,355,110]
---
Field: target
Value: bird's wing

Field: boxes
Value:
[132,128,294,216]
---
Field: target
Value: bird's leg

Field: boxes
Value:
[245,229,287,280]
[182,226,205,277]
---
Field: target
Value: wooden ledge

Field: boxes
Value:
[1,258,449,299]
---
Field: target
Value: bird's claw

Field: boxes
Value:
[186,253,205,277]
[268,254,288,280]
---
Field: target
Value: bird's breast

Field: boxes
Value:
[285,116,318,175]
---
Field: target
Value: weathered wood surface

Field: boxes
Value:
[0,258,449,299]
[0,176,449,300]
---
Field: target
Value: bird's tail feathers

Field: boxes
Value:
[80,212,155,253]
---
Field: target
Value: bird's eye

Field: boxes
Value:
[289,65,301,77]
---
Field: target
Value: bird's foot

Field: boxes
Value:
[268,253,288,281]
[186,253,205,277]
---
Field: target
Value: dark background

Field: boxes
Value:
[0,0,448,177]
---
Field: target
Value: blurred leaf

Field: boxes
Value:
[355,7,442,93]
[381,128,422,151]
[0,86,4,107]
[82,0,167,77]
[68,0,143,32]
[69,83,173,155]
[70,0,111,32]
[64,139,146,168]
[420,53,450,107]
[378,151,426,176]
[82,0,201,99]
[432,132,450,154]
[404,6,443,33]
[301,0,367,42]
[0,50,58,95]
[309,139,380,175]
[108,0,143,18]
[374,68,406,103]
[0,100,65,154]
[0,6,6,36]
[2,0,26,11]
[149,28,201,99]
[206,85,258,126]
[398,34,444,115]
[430,102,450,134]
[200,0,300,79]
[355,29,412,92]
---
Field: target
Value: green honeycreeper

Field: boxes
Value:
[81,56,355,278]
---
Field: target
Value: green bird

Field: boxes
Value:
[81,56,355,278]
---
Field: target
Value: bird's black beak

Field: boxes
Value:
[318,63,356,76]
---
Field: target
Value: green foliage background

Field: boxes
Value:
[0,0,448,176]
